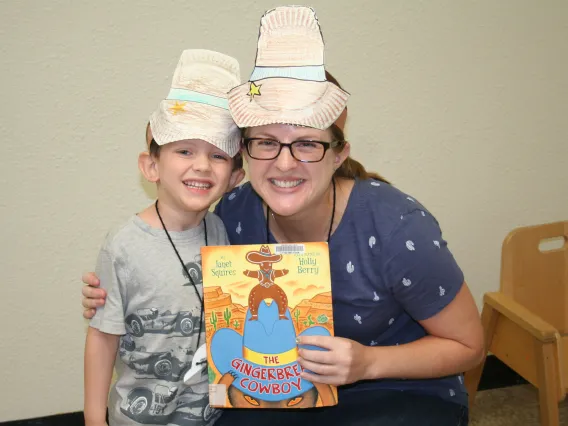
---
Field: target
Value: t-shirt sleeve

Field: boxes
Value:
[382,209,464,321]
[89,243,128,335]
[207,212,230,246]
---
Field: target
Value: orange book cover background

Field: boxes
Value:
[202,242,337,409]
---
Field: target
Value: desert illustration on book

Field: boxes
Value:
[201,242,338,409]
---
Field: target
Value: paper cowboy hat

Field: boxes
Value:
[246,245,283,264]
[210,300,330,402]
[150,49,242,157]
[228,6,349,130]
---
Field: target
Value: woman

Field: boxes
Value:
[82,6,482,425]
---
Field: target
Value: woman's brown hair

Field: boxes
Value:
[326,72,390,184]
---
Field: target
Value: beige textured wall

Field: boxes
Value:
[1,0,566,421]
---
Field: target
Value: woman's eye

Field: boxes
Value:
[257,139,279,147]
[296,141,318,149]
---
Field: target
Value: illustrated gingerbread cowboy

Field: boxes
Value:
[243,245,289,320]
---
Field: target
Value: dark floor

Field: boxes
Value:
[1,355,529,425]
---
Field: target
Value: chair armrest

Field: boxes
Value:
[484,292,559,343]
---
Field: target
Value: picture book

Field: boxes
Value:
[201,242,337,409]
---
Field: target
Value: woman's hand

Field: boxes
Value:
[296,335,373,386]
[82,272,106,319]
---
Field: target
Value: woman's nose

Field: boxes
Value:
[274,144,297,171]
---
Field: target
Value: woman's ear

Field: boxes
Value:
[138,151,159,183]
[335,141,351,169]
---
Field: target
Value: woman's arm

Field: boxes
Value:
[84,327,119,426]
[298,282,483,385]
[365,281,483,380]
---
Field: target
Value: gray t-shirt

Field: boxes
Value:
[90,212,228,426]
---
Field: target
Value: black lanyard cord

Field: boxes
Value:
[155,200,207,353]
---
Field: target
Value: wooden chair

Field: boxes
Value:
[465,221,567,426]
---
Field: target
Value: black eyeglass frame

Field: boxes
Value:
[243,138,343,163]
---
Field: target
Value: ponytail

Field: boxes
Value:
[335,155,390,183]
[329,123,390,184]
[325,71,390,184]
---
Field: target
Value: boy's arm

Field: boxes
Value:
[84,327,119,426]
[84,242,127,426]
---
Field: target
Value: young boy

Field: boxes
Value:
[84,49,245,426]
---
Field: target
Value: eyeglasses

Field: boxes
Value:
[243,138,342,163]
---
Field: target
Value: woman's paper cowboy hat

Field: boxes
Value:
[228,6,349,130]
[210,300,331,403]
[150,49,242,157]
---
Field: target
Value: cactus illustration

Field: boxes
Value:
[208,365,216,383]
[316,314,328,324]
[293,309,301,327]
[233,320,240,330]
[210,311,218,331]
[303,320,309,326]
[307,314,315,326]
[223,307,232,326]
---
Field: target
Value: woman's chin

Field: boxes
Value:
[264,195,306,217]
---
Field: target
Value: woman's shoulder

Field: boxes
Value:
[350,178,439,237]
[354,178,430,216]
[214,182,262,221]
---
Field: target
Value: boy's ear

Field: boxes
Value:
[138,151,159,182]
[227,168,246,192]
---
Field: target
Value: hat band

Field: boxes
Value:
[243,346,298,366]
[166,88,229,110]
[250,65,325,82]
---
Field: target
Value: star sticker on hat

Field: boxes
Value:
[247,81,262,101]
[169,101,187,115]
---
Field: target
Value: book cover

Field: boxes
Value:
[201,242,338,409]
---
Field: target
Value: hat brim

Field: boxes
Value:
[149,101,241,157]
[228,78,349,130]
[246,252,283,263]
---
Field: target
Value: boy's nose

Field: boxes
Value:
[193,153,212,171]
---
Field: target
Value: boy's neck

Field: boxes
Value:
[138,200,207,232]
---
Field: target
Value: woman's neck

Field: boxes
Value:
[267,178,354,243]
[138,200,206,232]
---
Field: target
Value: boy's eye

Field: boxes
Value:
[177,150,192,156]
[212,154,229,161]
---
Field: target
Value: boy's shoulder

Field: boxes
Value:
[99,215,146,255]
[204,210,225,229]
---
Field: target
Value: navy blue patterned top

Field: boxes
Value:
[214,178,467,407]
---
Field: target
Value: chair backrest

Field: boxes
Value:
[500,221,568,334]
